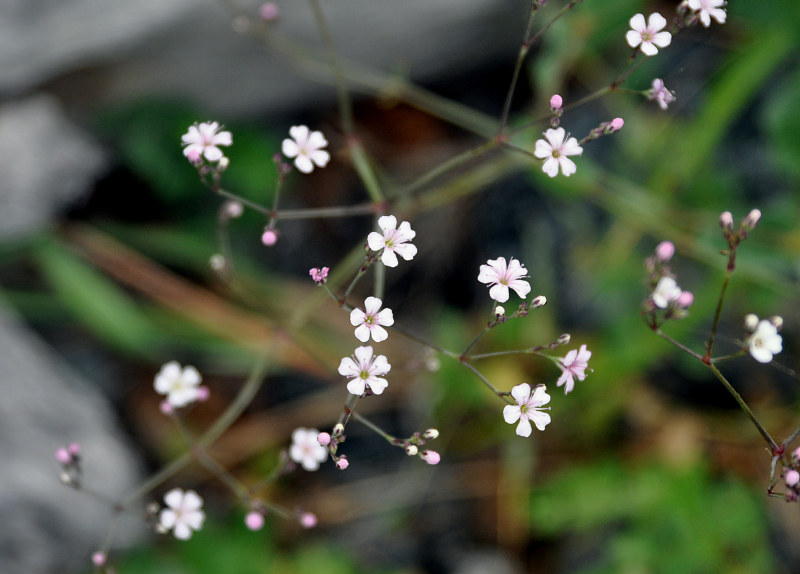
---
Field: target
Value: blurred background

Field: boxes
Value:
[1,0,800,572]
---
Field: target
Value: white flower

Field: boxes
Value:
[338,346,391,395]
[181,122,232,163]
[651,276,682,309]
[556,344,592,394]
[477,257,531,303]
[154,361,202,408]
[503,383,551,437]
[289,427,328,471]
[350,296,394,342]
[281,125,330,174]
[367,215,417,267]
[748,319,782,364]
[648,78,675,110]
[687,0,726,27]
[626,13,672,56]
[159,488,205,540]
[533,127,583,177]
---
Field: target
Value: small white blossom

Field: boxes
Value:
[478,257,531,303]
[648,79,675,110]
[687,0,726,27]
[154,361,202,408]
[556,344,592,394]
[159,488,206,540]
[533,127,583,177]
[503,383,551,437]
[350,296,394,342]
[651,276,682,309]
[338,346,391,395]
[181,122,232,163]
[626,13,672,56]
[748,319,782,364]
[281,125,330,174]
[289,427,328,471]
[367,215,417,267]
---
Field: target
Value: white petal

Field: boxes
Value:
[510,383,531,403]
[173,523,193,540]
[381,249,399,267]
[508,279,531,298]
[652,32,672,48]
[310,150,330,167]
[529,410,551,431]
[626,30,643,48]
[377,215,397,231]
[367,231,386,251]
[288,125,310,143]
[558,157,577,177]
[338,357,360,377]
[648,12,667,31]
[503,405,521,424]
[629,13,646,32]
[542,157,560,178]
[376,308,394,326]
[489,283,510,303]
[364,296,383,315]
[164,488,184,509]
[294,155,314,174]
[371,326,388,342]
[350,308,366,326]
[281,138,299,158]
[640,42,659,56]
[353,345,374,365]
[354,324,371,342]
[533,139,553,159]
[159,509,177,529]
[516,417,533,437]
[368,378,388,394]
[307,130,328,149]
[531,385,551,406]
[544,128,565,148]
[347,379,366,395]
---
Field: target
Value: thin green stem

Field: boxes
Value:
[460,360,504,397]
[655,329,705,362]
[705,264,733,362]
[498,6,540,134]
[347,408,396,443]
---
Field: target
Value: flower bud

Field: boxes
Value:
[675,291,694,309]
[91,552,107,567]
[245,510,265,531]
[299,512,318,529]
[549,94,563,110]
[261,227,279,246]
[209,254,226,271]
[420,450,441,465]
[423,428,439,439]
[336,456,349,470]
[317,432,331,446]
[769,316,783,330]
[217,156,230,171]
[333,423,345,437]
[609,117,624,132]
[786,470,800,487]
[655,241,675,262]
[531,295,547,308]
[55,448,72,465]
[557,333,571,345]
[742,209,761,230]
[494,306,505,316]
[223,200,244,219]
[719,211,734,230]
[405,444,419,456]
[743,314,759,331]
[260,2,280,21]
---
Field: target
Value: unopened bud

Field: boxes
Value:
[209,254,226,271]
[223,200,244,219]
[260,2,280,21]
[742,209,761,230]
[299,512,318,529]
[423,428,439,439]
[719,211,734,230]
[217,156,230,171]
[245,511,265,531]
[494,306,505,316]
[317,432,331,446]
[405,444,418,456]
[336,456,349,470]
[786,470,800,487]
[769,316,783,330]
[609,117,624,132]
[261,227,279,246]
[531,295,547,308]
[549,94,563,110]
[675,291,694,309]
[91,552,107,567]
[655,241,675,262]
[743,314,759,331]
[333,423,345,437]
[420,450,441,465]
[557,333,571,345]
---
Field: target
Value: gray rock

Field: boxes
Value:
[0,94,108,239]
[0,306,143,574]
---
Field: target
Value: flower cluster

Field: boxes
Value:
[779,447,800,502]
[55,443,82,488]
[648,79,675,110]
[289,427,329,471]
[643,241,694,324]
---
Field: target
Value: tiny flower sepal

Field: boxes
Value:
[159,488,206,540]
[350,297,394,342]
[281,125,330,174]
[503,383,551,437]
[367,215,417,267]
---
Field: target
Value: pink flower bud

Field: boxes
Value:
[260,2,280,21]
[186,149,202,165]
[421,450,441,465]
[245,510,265,531]
[299,512,318,529]
[224,200,244,219]
[610,117,624,132]
[196,386,210,402]
[91,552,107,567]
[55,447,72,465]
[309,267,329,284]
[159,401,174,416]
[743,208,761,230]
[786,470,800,487]
[675,291,694,309]
[655,241,675,262]
[549,94,563,110]
[317,432,331,446]
[336,456,349,470]
[719,211,734,230]
[261,228,279,246]
[793,446,800,462]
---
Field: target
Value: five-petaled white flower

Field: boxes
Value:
[556,344,592,394]
[648,79,675,110]
[338,346,391,396]
[159,488,206,540]
[154,361,202,408]
[281,125,330,174]
[289,427,328,471]
[626,13,672,56]
[687,0,726,28]
[748,319,782,364]
[503,383,551,437]
[181,122,232,163]
[478,257,531,303]
[533,127,583,178]
[350,296,394,342]
[367,215,418,267]
[651,276,682,309]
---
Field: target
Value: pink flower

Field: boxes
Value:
[648,79,675,110]
[367,215,417,267]
[651,276,683,309]
[503,383,551,436]
[556,344,592,394]
[349,297,394,342]
[687,0,726,28]
[338,345,391,395]
[154,361,202,408]
[477,257,531,303]
[626,13,672,56]
[533,127,583,177]
[159,488,206,540]
[309,267,329,284]
[181,122,232,163]
[281,125,330,174]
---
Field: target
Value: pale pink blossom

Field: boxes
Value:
[91,552,107,567]
[261,227,279,246]
[503,383,551,437]
[338,345,391,395]
[651,276,683,309]
[181,122,232,163]
[477,257,531,303]
[159,488,206,540]
[245,511,265,531]
[317,432,331,446]
[281,125,330,174]
[748,319,782,364]
[154,361,202,408]
[648,79,675,110]
[655,240,675,261]
[367,215,417,267]
[289,427,328,471]
[626,13,672,56]
[533,127,583,177]
[299,512,318,528]
[259,2,280,21]
[349,297,394,342]
[687,0,726,27]
[556,344,592,394]
[309,266,329,284]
